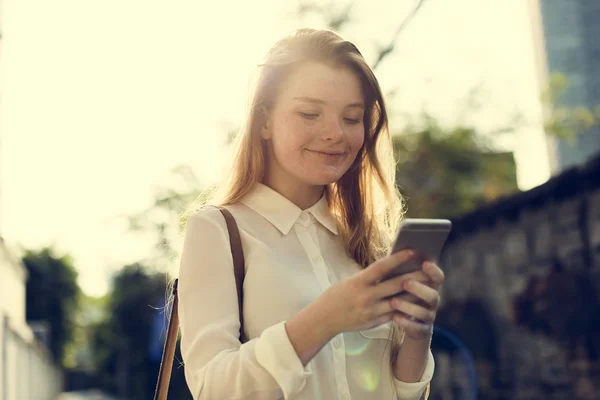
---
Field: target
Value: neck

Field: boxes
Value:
[262,146,325,209]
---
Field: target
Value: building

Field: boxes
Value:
[0,240,64,400]
[528,0,600,173]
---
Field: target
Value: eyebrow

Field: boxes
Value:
[293,96,364,109]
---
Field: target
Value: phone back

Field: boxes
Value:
[383,218,452,281]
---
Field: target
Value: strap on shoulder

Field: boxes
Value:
[153,206,247,400]
[218,206,247,343]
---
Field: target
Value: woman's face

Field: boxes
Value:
[261,61,365,199]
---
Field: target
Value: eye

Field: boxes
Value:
[344,118,361,125]
[299,112,319,120]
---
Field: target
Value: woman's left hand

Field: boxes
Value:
[390,261,445,341]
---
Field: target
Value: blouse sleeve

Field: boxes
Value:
[178,208,313,399]
[392,349,435,400]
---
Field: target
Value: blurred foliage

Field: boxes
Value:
[297,0,428,70]
[22,247,81,367]
[393,116,519,218]
[542,72,600,141]
[127,164,207,272]
[67,292,109,372]
[90,264,189,400]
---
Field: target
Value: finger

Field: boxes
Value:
[374,270,429,300]
[393,314,433,337]
[375,291,430,317]
[393,292,423,305]
[366,310,397,329]
[374,299,397,317]
[422,262,445,290]
[402,280,440,310]
[364,249,416,284]
[390,297,436,324]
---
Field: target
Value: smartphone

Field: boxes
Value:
[380,218,452,282]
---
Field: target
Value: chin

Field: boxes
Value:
[294,165,350,187]
[308,173,345,186]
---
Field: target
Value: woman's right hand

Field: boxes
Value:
[316,249,430,336]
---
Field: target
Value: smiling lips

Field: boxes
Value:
[307,149,346,157]
[305,149,348,165]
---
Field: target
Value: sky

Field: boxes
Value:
[0,0,551,297]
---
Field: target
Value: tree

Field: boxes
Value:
[22,247,81,366]
[542,72,600,141]
[90,263,189,400]
[393,116,519,219]
[297,0,429,70]
[127,164,208,273]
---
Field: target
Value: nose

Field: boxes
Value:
[323,117,344,142]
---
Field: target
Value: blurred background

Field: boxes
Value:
[0,0,599,399]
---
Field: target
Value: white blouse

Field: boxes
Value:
[178,183,434,400]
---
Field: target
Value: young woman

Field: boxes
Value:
[178,28,444,400]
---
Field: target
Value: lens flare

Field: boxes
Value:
[349,359,382,392]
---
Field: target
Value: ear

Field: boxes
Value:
[259,107,272,140]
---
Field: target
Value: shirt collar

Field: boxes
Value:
[241,183,338,235]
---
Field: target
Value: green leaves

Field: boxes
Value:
[22,247,81,366]
[90,264,189,399]
[542,72,600,141]
[393,117,519,219]
[126,164,207,272]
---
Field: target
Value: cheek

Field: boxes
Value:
[348,128,365,154]
[273,120,315,154]
[270,130,303,164]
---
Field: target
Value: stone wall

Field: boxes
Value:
[429,154,600,400]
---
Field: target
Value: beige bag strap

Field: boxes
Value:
[153,207,246,400]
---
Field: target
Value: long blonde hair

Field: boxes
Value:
[204,28,408,383]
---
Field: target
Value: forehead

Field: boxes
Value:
[277,61,364,106]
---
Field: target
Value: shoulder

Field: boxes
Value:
[182,206,231,241]
[186,205,226,225]
[184,204,249,235]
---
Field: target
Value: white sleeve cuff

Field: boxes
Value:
[393,349,435,400]
[255,321,313,398]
